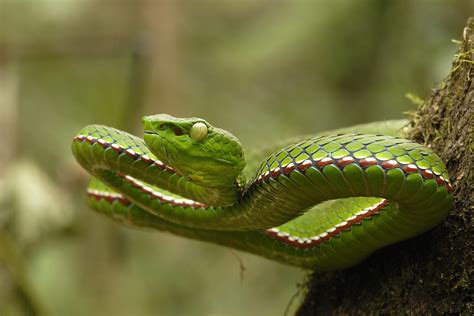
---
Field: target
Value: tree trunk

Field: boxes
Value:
[298,17,473,315]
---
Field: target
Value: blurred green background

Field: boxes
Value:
[0,0,472,315]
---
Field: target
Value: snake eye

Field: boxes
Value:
[190,122,208,141]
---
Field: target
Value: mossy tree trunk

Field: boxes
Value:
[298,17,473,315]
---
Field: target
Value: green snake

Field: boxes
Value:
[71,114,452,270]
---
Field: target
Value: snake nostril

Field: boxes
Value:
[173,127,184,136]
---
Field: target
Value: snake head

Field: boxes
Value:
[143,114,245,188]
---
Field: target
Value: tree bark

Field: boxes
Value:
[298,17,473,315]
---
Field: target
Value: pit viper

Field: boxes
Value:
[71,115,452,270]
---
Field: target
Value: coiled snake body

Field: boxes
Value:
[72,115,452,269]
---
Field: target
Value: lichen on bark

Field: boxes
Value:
[298,17,473,315]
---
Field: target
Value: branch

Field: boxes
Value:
[298,17,473,315]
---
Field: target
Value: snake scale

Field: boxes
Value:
[72,114,452,270]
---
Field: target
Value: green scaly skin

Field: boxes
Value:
[71,115,453,270]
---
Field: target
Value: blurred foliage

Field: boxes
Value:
[0,0,472,315]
